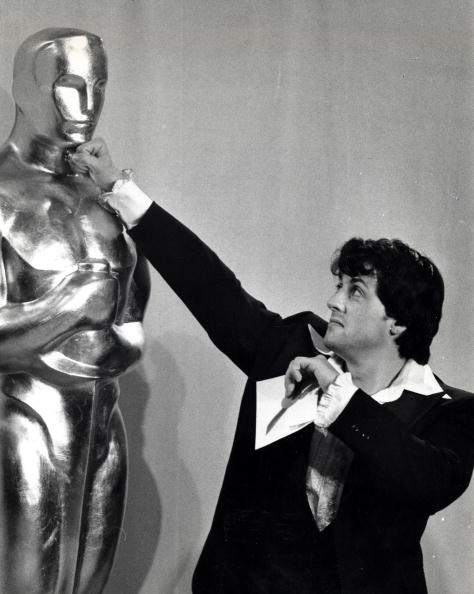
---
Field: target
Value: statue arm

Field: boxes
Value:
[0,260,118,374]
[131,250,151,318]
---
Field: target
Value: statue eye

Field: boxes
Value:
[54,74,85,91]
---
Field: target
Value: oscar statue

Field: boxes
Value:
[0,28,149,594]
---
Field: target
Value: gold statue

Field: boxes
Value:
[0,28,148,593]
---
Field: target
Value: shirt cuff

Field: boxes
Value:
[101,180,153,229]
[313,372,358,429]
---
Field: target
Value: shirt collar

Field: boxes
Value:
[307,324,443,402]
[254,327,445,450]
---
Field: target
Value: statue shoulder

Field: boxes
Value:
[0,147,32,213]
[0,174,31,226]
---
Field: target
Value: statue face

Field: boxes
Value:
[51,36,107,144]
[14,33,108,146]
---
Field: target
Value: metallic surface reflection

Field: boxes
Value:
[0,28,149,593]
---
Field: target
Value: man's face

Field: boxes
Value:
[323,273,393,360]
[33,36,107,145]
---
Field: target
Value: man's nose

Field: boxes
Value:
[327,290,345,312]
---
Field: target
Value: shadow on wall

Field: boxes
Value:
[104,335,220,594]
[0,86,14,143]
[142,338,203,594]
[104,366,161,594]
[149,331,241,594]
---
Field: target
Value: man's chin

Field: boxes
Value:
[323,337,345,363]
[323,330,347,357]
[323,328,338,350]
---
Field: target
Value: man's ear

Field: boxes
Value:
[389,321,406,337]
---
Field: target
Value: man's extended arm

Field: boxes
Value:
[70,139,282,375]
[130,202,282,373]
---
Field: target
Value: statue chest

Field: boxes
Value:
[1,184,136,302]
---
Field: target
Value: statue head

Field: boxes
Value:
[12,28,107,147]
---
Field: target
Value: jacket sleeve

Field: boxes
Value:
[330,391,474,513]
[128,203,282,374]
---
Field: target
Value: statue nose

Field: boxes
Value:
[77,86,97,119]
[84,86,96,113]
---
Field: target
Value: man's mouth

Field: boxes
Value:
[328,317,344,327]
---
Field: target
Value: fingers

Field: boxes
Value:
[74,137,108,157]
[312,356,339,392]
[284,356,317,397]
[69,151,97,174]
[68,138,121,191]
[69,139,106,174]
[284,367,300,398]
[284,354,340,397]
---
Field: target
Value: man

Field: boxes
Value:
[0,31,148,593]
[71,139,474,594]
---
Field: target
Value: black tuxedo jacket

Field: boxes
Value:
[129,203,474,594]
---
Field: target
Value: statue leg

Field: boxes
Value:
[73,405,128,594]
[0,396,62,594]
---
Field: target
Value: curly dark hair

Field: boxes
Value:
[330,238,444,365]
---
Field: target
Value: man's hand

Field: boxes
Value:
[69,138,122,191]
[285,355,338,397]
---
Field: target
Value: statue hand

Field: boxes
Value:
[55,266,119,330]
[69,138,122,191]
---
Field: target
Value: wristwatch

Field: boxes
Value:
[98,168,135,219]
[110,168,135,192]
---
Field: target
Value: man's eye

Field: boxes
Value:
[351,286,363,297]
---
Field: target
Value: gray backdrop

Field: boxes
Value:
[0,1,472,593]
